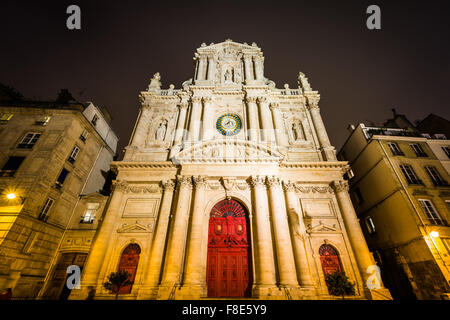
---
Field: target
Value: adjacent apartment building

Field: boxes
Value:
[338,110,450,300]
[0,84,118,298]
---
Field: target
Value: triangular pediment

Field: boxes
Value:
[307,222,339,233]
[172,139,283,164]
[117,222,151,233]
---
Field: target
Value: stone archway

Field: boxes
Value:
[206,198,252,297]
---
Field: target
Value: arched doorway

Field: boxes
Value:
[118,243,141,294]
[319,244,342,276]
[206,198,252,297]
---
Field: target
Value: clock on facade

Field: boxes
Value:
[216,113,242,136]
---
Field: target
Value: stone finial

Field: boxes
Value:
[252,42,258,47]
[148,72,162,92]
[298,72,312,91]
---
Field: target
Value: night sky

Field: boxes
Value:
[1,0,449,158]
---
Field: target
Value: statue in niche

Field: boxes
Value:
[224,68,233,83]
[292,121,305,141]
[155,120,167,141]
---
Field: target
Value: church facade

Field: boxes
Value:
[70,40,391,300]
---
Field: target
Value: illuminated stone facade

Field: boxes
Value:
[71,40,391,300]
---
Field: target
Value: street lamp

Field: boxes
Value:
[6,193,16,200]
[430,231,439,238]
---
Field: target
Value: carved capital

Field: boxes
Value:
[112,180,128,192]
[179,102,189,110]
[193,175,207,188]
[162,180,176,191]
[191,96,202,103]
[306,95,320,109]
[202,96,212,103]
[249,175,266,188]
[177,175,193,189]
[269,102,280,110]
[266,175,281,188]
[246,96,257,104]
[257,97,267,104]
[282,180,296,192]
[331,180,349,192]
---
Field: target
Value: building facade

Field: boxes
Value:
[339,117,450,299]
[71,40,391,300]
[0,88,118,299]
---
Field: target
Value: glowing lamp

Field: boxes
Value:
[430,231,439,238]
[6,193,16,200]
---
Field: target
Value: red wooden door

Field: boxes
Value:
[118,243,141,294]
[207,199,251,297]
[319,244,342,275]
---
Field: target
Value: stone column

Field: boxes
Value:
[306,95,336,160]
[138,180,175,298]
[283,181,315,287]
[207,56,215,81]
[269,103,288,147]
[257,97,274,142]
[170,102,189,158]
[188,97,202,142]
[246,97,260,142]
[332,180,373,286]
[159,176,193,293]
[201,97,214,141]
[182,176,207,293]
[197,57,206,80]
[254,56,264,80]
[173,102,189,145]
[244,56,253,83]
[69,181,126,299]
[249,176,276,288]
[267,176,299,287]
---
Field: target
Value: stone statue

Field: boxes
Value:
[155,121,167,141]
[293,121,304,140]
[148,72,162,92]
[224,69,233,83]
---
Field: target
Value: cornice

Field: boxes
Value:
[111,161,178,170]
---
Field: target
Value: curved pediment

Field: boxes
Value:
[172,139,284,164]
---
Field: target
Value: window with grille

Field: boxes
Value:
[442,146,450,159]
[68,146,80,164]
[365,216,376,234]
[0,156,25,177]
[0,113,13,123]
[18,132,41,149]
[418,199,445,226]
[399,164,422,185]
[388,142,404,156]
[410,144,428,157]
[38,198,54,221]
[80,129,89,142]
[424,166,447,186]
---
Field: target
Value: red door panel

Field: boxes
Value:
[207,199,252,298]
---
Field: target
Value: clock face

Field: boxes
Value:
[216,113,242,136]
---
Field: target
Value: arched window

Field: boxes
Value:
[118,243,141,294]
[319,244,342,276]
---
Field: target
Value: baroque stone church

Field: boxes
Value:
[70,40,391,300]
